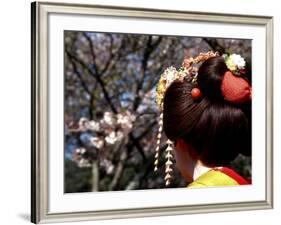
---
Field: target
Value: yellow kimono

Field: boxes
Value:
[187,167,250,188]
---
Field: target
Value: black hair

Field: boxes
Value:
[163,56,251,167]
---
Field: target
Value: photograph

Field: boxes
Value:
[64,31,252,193]
[31,2,273,223]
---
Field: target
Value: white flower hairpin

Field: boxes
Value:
[223,53,246,76]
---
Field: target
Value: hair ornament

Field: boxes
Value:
[164,139,174,186]
[191,87,201,100]
[221,71,252,104]
[223,53,246,76]
[221,53,251,104]
[156,51,219,110]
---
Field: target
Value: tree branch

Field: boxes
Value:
[66,49,118,114]
[67,53,92,96]
[203,38,226,54]
[100,34,114,74]
[126,144,167,189]
[82,32,99,74]
[108,141,128,191]
[128,133,147,160]
[133,36,162,111]
[66,53,96,119]
[91,160,99,191]
[136,120,157,140]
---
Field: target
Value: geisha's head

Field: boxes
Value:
[159,55,251,182]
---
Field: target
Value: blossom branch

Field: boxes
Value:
[66,49,118,114]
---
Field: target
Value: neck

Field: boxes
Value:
[193,162,213,181]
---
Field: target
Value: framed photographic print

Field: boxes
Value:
[31,1,273,224]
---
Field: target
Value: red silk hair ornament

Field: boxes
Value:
[221,71,252,104]
[191,87,201,100]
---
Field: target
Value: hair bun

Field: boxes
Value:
[197,56,228,102]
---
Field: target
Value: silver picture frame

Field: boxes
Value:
[31,1,273,223]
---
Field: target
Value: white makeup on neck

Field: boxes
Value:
[192,162,212,181]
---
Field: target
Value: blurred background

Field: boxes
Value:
[64,31,252,193]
